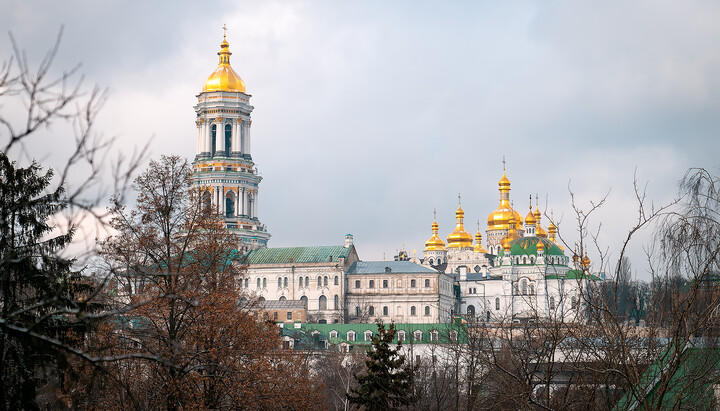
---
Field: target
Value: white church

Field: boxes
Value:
[189,30,599,325]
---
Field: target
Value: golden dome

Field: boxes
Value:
[202,33,246,93]
[424,220,446,251]
[524,205,536,225]
[487,171,523,231]
[502,236,512,252]
[473,231,487,253]
[581,253,591,268]
[447,204,474,249]
[536,239,545,251]
[534,205,548,238]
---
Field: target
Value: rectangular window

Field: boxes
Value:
[355,280,360,289]
[410,279,416,288]
[383,306,388,316]
[287,312,292,320]
[369,280,374,289]
[425,279,430,288]
[383,280,388,288]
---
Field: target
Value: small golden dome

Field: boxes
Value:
[525,205,536,225]
[499,173,511,191]
[581,253,591,268]
[502,236,512,252]
[203,32,246,93]
[447,204,473,248]
[424,220,446,251]
[474,231,487,253]
[534,205,548,238]
[536,239,545,251]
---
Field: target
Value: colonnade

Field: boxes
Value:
[195,117,250,158]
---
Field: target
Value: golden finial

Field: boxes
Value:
[502,155,506,172]
[433,208,437,220]
[458,193,462,205]
[223,23,227,40]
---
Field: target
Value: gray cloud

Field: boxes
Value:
[2,0,719,279]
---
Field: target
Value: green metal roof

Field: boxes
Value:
[245,245,352,264]
[346,261,437,275]
[498,237,566,262]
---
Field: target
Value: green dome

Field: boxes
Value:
[497,237,566,265]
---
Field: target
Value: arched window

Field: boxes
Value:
[299,277,303,287]
[318,295,327,310]
[549,296,555,311]
[324,276,328,287]
[523,256,527,264]
[530,256,535,264]
[211,124,217,157]
[305,276,309,287]
[424,306,430,316]
[467,305,475,318]
[383,306,388,316]
[278,277,282,288]
[329,330,338,339]
[414,330,423,341]
[355,306,361,317]
[410,306,416,316]
[279,296,286,301]
[262,278,267,289]
[425,279,430,288]
[225,191,235,217]
[368,306,375,316]
[334,276,339,285]
[257,278,261,288]
[317,276,322,287]
[571,296,578,309]
[202,191,212,211]
[429,258,434,265]
[300,296,308,308]
[486,311,491,321]
[521,278,528,295]
[244,278,248,288]
[334,295,339,310]
[224,124,232,155]
[530,283,535,295]
[495,297,500,310]
[284,277,288,288]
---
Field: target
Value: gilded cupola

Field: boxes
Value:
[474,230,487,253]
[447,202,474,249]
[487,164,523,232]
[203,29,246,93]
[424,219,446,251]
[534,202,548,239]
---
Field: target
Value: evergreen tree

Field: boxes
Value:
[348,321,415,410]
[0,152,79,409]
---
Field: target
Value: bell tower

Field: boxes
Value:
[191,27,271,251]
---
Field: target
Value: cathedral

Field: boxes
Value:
[190,30,597,325]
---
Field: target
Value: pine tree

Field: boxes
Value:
[0,152,79,409]
[348,321,415,410]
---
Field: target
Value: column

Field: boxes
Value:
[240,188,246,216]
[254,191,258,219]
[220,186,225,216]
[233,119,241,157]
[235,188,240,218]
[195,122,202,156]
[203,122,210,156]
[246,122,251,154]
[217,120,225,157]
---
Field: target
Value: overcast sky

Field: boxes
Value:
[3,1,720,279]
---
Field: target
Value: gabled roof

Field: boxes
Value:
[245,245,353,264]
[346,261,437,275]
